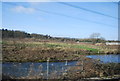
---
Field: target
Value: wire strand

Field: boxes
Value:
[3,2,117,28]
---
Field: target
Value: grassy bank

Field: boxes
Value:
[62,62,120,80]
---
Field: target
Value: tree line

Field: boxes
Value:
[1,29,106,43]
[1,29,50,39]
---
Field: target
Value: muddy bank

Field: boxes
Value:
[3,48,84,62]
[2,43,93,62]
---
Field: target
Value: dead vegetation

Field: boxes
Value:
[2,38,119,62]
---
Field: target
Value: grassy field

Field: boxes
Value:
[2,38,119,62]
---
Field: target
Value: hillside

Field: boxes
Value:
[1,29,106,43]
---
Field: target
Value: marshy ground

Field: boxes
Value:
[2,38,119,62]
[1,38,120,80]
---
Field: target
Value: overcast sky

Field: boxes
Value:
[1,2,118,40]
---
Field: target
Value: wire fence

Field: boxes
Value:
[2,58,119,79]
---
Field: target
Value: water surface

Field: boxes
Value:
[2,61,77,78]
[86,54,120,63]
[3,54,120,78]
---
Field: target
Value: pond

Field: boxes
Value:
[86,54,120,63]
[2,54,120,79]
[2,61,77,78]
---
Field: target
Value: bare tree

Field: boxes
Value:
[90,33,102,44]
[90,33,101,39]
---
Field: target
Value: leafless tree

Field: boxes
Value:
[90,33,101,39]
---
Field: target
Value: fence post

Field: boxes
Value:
[82,59,85,77]
[82,60,83,71]
[65,59,68,66]
[64,59,68,75]
[47,58,49,79]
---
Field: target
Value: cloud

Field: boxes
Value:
[12,6,35,14]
